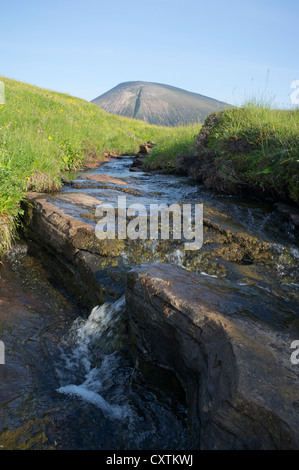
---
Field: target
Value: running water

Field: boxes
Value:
[1,155,298,449]
[56,297,131,420]
[54,296,191,449]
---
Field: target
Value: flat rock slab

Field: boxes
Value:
[22,193,125,308]
[84,174,129,185]
[58,193,102,207]
[126,263,299,450]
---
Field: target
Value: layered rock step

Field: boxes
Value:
[22,193,127,309]
[126,263,299,450]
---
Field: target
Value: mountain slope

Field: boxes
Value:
[91,81,231,126]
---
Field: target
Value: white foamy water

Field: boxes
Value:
[58,383,130,419]
[167,249,184,266]
[56,296,132,420]
[54,294,190,448]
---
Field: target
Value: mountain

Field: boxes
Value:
[91,81,231,127]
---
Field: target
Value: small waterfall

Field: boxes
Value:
[54,296,191,449]
[56,296,132,420]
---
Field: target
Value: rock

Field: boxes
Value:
[126,263,299,450]
[103,152,121,158]
[276,202,299,227]
[82,155,111,169]
[21,193,126,308]
[130,155,144,172]
[138,144,151,155]
[145,141,156,148]
[60,174,72,185]
[129,166,144,172]
[57,193,102,207]
[84,174,129,185]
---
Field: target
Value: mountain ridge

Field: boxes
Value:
[91,81,231,127]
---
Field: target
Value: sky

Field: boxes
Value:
[0,0,298,108]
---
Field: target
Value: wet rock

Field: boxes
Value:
[57,193,102,207]
[21,193,125,308]
[126,263,299,450]
[276,202,299,227]
[130,155,145,172]
[84,174,129,185]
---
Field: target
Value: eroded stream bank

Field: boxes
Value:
[1,155,299,449]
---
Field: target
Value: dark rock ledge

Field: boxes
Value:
[22,193,126,309]
[21,194,299,449]
[126,263,299,450]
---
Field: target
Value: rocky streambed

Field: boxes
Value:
[1,155,298,449]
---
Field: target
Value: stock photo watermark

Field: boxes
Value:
[94,196,203,250]
[290,80,299,105]
[0,81,5,105]
[290,340,299,365]
[0,340,5,365]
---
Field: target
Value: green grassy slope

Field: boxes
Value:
[0,76,192,253]
[144,102,299,206]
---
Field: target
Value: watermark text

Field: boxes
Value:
[290,80,299,105]
[290,340,299,365]
[0,81,4,105]
[0,340,5,365]
[95,196,203,250]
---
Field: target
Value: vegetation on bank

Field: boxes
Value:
[1,76,298,255]
[143,123,202,172]
[145,102,299,205]
[0,76,190,253]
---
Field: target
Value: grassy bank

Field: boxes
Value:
[145,102,299,205]
[0,76,187,253]
[143,123,202,172]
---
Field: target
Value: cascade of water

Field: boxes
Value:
[54,296,191,449]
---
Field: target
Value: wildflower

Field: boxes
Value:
[48,136,52,140]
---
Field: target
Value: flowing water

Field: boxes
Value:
[0,156,298,449]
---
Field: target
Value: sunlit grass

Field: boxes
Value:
[201,102,299,202]
[143,100,299,205]
[0,76,187,253]
[143,123,202,171]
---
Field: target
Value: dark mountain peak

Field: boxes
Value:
[91,81,231,127]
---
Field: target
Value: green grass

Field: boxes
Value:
[194,102,299,204]
[143,123,202,172]
[0,76,187,253]
[2,77,297,254]
[144,100,299,205]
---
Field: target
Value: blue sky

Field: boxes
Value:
[1,0,298,107]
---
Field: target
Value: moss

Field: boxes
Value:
[185,251,227,277]
[0,418,52,450]
[72,228,125,257]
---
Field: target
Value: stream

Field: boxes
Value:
[0,155,298,449]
